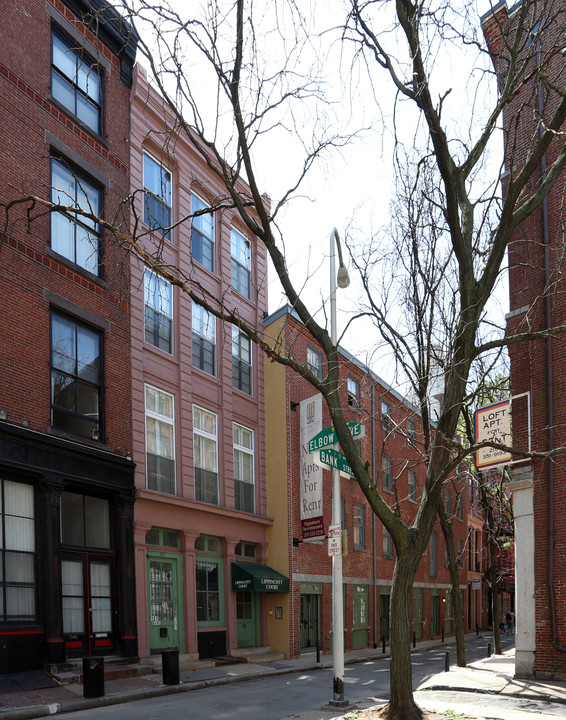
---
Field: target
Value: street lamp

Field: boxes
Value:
[329,227,350,708]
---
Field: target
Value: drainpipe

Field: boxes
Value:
[537,35,566,654]
[371,384,377,648]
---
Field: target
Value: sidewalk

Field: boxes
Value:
[0,636,565,720]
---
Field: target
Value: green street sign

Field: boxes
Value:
[308,422,363,454]
[317,448,355,478]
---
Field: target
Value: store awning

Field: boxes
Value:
[231,562,289,593]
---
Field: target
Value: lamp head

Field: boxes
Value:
[337,266,350,289]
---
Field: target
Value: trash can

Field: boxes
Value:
[162,648,180,685]
[83,656,104,698]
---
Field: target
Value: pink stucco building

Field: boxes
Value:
[129,64,279,661]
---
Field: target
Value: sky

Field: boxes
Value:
[126,0,508,388]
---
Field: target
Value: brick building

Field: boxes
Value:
[129,64,283,661]
[0,0,138,670]
[481,0,566,678]
[264,307,479,658]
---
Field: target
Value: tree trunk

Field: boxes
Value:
[438,502,466,667]
[383,552,424,720]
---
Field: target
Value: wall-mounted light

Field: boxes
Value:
[290,401,300,412]
[0,409,8,421]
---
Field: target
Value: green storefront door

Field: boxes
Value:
[352,585,369,649]
[236,591,258,647]
[148,555,183,652]
[300,594,319,651]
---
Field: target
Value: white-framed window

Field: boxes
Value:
[353,503,365,549]
[143,153,172,239]
[145,385,176,495]
[51,156,102,276]
[51,29,101,134]
[231,229,251,298]
[347,377,360,409]
[408,468,417,502]
[232,325,252,395]
[233,424,255,513]
[192,302,216,376]
[307,346,323,379]
[444,486,451,513]
[144,270,172,353]
[382,399,392,430]
[193,405,219,505]
[407,418,416,446]
[0,481,36,621]
[382,455,393,492]
[191,193,214,271]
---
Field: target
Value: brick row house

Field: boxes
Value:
[0,0,138,671]
[129,65,281,661]
[263,307,484,659]
[482,0,566,679]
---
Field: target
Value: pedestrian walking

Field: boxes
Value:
[499,613,506,633]
[506,610,515,635]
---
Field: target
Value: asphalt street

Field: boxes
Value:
[49,635,519,720]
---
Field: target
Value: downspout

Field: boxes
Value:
[537,35,566,654]
[372,384,377,647]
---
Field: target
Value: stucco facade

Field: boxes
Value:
[129,64,277,660]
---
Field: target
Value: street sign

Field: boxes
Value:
[317,448,354,478]
[328,523,341,556]
[308,422,364,454]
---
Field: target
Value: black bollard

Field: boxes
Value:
[444,651,450,672]
[316,637,320,664]
[413,631,416,649]
[442,627,445,643]
[162,648,180,685]
[382,636,386,654]
[487,642,493,658]
[476,624,479,636]
[83,657,104,698]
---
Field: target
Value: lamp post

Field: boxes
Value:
[329,227,350,708]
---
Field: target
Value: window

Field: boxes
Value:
[192,303,216,375]
[457,538,464,569]
[408,468,417,502]
[347,377,360,410]
[231,229,251,298]
[382,400,392,431]
[194,406,219,504]
[196,558,223,625]
[191,194,214,271]
[60,491,110,548]
[383,527,393,557]
[444,486,451,514]
[145,270,172,353]
[235,541,256,558]
[407,418,416,447]
[51,29,101,134]
[234,424,255,513]
[51,311,102,440]
[143,153,171,239]
[232,326,252,394]
[457,493,463,521]
[430,530,437,577]
[382,455,393,492]
[307,346,323,379]
[0,481,36,621]
[51,157,102,276]
[145,385,175,494]
[353,503,365,549]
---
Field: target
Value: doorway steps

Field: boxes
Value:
[230,647,285,663]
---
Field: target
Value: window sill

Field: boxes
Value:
[49,426,109,451]
[46,248,109,288]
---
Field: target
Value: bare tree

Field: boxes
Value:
[4,1,566,719]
